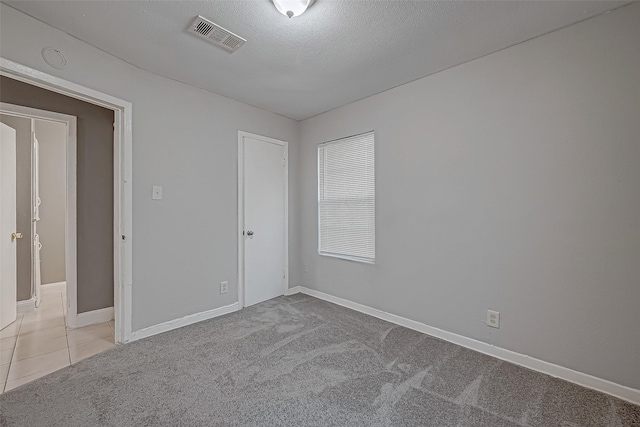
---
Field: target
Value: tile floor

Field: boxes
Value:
[0,282,115,393]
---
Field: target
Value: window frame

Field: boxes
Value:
[317,131,375,264]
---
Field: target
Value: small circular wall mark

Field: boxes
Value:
[42,47,68,69]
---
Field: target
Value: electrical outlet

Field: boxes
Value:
[220,281,228,294]
[152,185,163,200]
[487,310,500,328]
[303,264,308,274]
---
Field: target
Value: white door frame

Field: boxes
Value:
[0,103,77,322]
[0,57,133,343]
[237,131,288,310]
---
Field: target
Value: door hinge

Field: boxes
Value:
[283,158,286,167]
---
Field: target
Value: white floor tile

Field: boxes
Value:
[67,323,113,347]
[0,317,23,339]
[1,299,114,391]
[0,336,17,352]
[7,348,69,381]
[13,335,68,362]
[1,348,13,365]
[4,365,62,392]
[21,309,64,325]
[69,336,115,364]
[29,304,62,314]
[18,325,67,342]
[1,363,9,385]
[18,316,66,334]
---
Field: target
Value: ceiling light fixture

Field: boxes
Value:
[272,0,315,18]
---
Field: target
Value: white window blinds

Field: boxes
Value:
[318,131,375,264]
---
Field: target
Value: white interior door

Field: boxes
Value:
[242,134,287,307]
[1,122,18,330]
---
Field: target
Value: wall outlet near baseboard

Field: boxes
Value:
[152,185,163,200]
[487,310,500,328]
[220,281,228,294]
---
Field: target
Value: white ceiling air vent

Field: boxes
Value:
[188,15,246,53]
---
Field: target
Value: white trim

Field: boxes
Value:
[0,59,131,111]
[1,58,133,344]
[287,286,640,405]
[284,286,302,296]
[41,281,67,287]
[237,138,244,309]
[16,298,36,314]
[74,306,114,328]
[30,117,37,307]
[237,131,289,310]
[130,303,239,341]
[0,103,77,327]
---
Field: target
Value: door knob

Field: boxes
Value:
[11,232,23,242]
[246,231,254,236]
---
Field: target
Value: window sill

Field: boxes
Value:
[318,251,375,265]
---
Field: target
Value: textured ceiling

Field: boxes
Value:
[4,0,629,120]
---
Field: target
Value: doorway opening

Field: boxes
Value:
[0,105,117,392]
[0,57,132,392]
[0,58,132,346]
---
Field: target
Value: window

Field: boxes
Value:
[318,131,375,264]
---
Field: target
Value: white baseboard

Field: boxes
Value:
[42,281,66,287]
[288,286,640,405]
[284,286,302,296]
[75,307,114,328]
[16,298,36,314]
[129,302,239,342]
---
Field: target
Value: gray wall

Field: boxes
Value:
[0,114,32,301]
[0,3,300,330]
[34,119,67,284]
[4,0,636,392]
[0,76,114,314]
[298,4,640,390]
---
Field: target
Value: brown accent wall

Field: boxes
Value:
[1,76,115,313]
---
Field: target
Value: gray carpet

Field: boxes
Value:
[1,294,638,426]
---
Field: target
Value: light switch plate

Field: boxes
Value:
[152,185,163,200]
